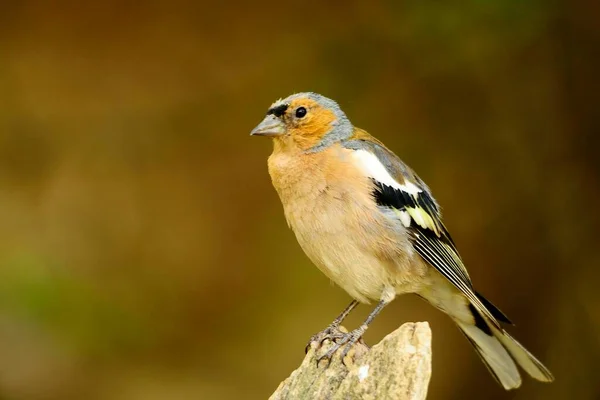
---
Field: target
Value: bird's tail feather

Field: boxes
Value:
[493,327,554,383]
[456,320,522,390]
[455,311,554,390]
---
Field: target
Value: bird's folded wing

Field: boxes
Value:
[343,137,501,329]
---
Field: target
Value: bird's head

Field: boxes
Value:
[250,92,353,151]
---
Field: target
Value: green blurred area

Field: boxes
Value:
[0,1,598,399]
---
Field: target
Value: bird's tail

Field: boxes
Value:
[455,307,554,390]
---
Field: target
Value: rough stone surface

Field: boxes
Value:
[270,322,432,400]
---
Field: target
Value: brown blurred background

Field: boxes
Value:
[0,1,598,399]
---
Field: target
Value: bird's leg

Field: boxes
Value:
[305,300,358,353]
[318,298,390,364]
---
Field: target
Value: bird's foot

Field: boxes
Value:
[317,325,367,365]
[305,324,348,353]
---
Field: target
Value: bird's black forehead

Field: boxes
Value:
[267,103,289,117]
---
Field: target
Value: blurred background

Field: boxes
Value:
[0,1,598,399]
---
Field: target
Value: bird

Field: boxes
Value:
[250,92,554,390]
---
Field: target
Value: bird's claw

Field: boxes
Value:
[305,324,347,353]
[316,327,366,365]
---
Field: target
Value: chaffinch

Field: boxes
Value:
[251,92,553,390]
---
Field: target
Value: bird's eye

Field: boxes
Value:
[295,107,307,118]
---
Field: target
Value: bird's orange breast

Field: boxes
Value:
[267,144,408,302]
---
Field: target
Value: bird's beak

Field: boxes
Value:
[250,114,286,137]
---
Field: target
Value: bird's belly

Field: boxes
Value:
[286,197,407,303]
[299,231,390,303]
[269,148,428,303]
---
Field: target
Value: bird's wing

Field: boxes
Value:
[343,134,502,329]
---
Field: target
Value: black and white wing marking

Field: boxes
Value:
[350,147,503,329]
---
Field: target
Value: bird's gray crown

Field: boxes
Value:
[271,92,353,153]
